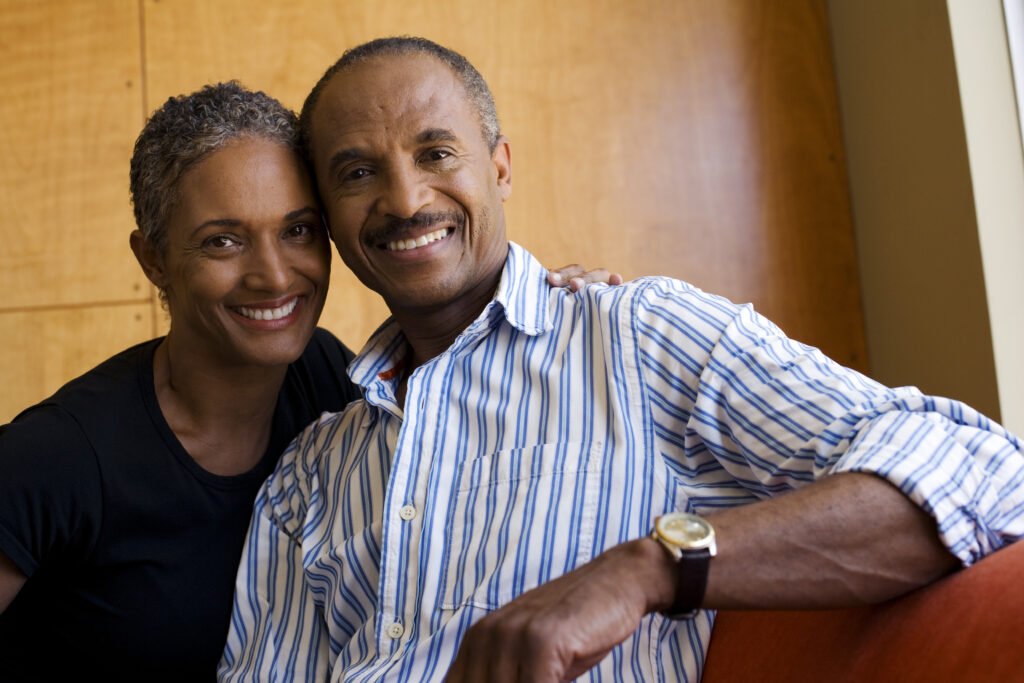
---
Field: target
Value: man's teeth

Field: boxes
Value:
[386,227,451,252]
[237,299,298,321]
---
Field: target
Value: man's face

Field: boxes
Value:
[308,53,512,314]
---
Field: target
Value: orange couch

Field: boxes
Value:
[702,540,1024,682]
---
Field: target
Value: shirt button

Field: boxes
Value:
[399,504,417,521]
[387,622,404,639]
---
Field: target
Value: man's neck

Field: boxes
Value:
[390,265,503,374]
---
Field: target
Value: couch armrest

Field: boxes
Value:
[702,541,1024,682]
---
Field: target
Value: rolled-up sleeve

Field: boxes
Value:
[679,298,1024,566]
[833,405,1023,564]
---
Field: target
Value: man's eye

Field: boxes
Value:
[344,167,372,182]
[424,149,451,162]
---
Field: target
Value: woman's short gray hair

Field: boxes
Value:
[129,81,300,252]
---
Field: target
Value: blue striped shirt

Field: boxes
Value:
[219,242,1024,682]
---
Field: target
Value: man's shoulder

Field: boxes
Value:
[561,275,742,321]
[260,398,375,529]
[275,398,375,476]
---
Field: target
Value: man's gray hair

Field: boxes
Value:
[299,36,501,158]
[129,81,300,252]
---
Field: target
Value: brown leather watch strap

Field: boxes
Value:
[665,547,711,619]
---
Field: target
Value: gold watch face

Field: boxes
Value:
[655,513,715,550]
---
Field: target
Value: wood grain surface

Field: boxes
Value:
[1,0,865,421]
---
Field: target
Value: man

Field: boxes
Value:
[220,37,1024,682]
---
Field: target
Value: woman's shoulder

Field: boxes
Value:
[5,339,159,429]
[302,327,356,366]
[283,328,362,414]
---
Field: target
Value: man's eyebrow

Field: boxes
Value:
[328,148,362,176]
[326,130,458,176]
[417,128,458,144]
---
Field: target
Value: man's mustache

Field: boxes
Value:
[369,211,465,245]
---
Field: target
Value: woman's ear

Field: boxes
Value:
[129,230,167,289]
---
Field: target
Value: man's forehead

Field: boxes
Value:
[315,54,467,133]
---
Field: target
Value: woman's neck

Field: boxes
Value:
[152,334,290,476]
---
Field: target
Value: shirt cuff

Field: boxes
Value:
[829,410,1011,566]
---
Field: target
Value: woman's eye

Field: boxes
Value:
[203,234,239,250]
[285,223,318,240]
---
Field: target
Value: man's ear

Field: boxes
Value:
[492,136,512,201]
[129,230,167,289]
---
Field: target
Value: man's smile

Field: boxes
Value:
[383,226,454,252]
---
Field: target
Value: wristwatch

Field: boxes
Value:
[651,512,717,619]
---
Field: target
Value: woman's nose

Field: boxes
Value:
[243,240,291,292]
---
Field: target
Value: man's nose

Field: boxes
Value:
[377,165,432,219]
[243,239,291,292]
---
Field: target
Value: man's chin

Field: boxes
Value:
[382,288,456,313]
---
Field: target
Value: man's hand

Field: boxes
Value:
[446,537,675,683]
[547,264,624,292]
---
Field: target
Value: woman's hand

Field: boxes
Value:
[546,264,624,292]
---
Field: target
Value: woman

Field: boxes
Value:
[0,82,614,681]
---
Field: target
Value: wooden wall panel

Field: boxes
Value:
[0,0,152,421]
[0,0,146,308]
[142,0,866,367]
[0,305,153,423]
[497,1,864,367]
[3,0,866,422]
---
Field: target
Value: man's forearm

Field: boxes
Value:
[698,471,959,609]
[447,472,961,681]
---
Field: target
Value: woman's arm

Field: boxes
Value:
[0,552,27,613]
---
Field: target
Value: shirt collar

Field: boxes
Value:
[347,241,553,392]
[493,240,553,337]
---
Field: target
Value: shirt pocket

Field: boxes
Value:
[438,441,604,611]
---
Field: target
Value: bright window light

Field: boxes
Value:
[1005,0,1024,149]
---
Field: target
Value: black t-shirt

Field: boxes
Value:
[0,328,360,682]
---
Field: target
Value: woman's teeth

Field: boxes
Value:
[236,298,298,321]
[386,227,451,252]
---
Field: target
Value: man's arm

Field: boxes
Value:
[447,472,958,682]
[448,281,1022,681]
[218,490,330,682]
[0,552,27,613]
[218,434,330,682]
[705,472,958,607]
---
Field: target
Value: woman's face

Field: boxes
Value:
[157,137,330,369]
